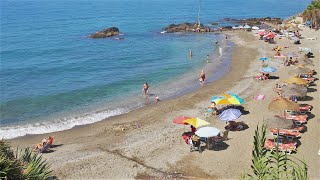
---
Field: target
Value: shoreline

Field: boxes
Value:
[9,31,259,178]
[1,33,232,140]
[9,27,320,179]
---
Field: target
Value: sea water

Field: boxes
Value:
[0,0,310,139]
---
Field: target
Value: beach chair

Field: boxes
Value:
[264,139,297,154]
[270,129,300,139]
[276,114,308,125]
[299,104,313,114]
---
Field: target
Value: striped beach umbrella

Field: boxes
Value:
[218,108,242,121]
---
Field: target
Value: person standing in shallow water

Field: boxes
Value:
[189,49,193,59]
[200,70,206,86]
[143,82,149,95]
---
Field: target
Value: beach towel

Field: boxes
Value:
[255,95,266,100]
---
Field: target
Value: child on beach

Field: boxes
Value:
[155,95,160,102]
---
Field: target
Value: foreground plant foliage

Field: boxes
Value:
[0,140,53,179]
[241,125,308,180]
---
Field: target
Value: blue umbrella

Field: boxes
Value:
[218,108,242,121]
[259,57,270,61]
[261,66,277,73]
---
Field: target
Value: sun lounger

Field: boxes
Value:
[299,104,313,113]
[276,114,308,125]
[264,139,297,154]
[291,124,306,132]
[270,128,300,139]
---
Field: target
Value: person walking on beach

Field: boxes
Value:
[143,82,149,95]
[200,70,206,86]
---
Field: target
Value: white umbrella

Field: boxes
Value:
[195,127,221,137]
[252,26,260,30]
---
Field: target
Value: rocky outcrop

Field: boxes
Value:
[222,17,282,26]
[163,23,211,33]
[89,27,120,38]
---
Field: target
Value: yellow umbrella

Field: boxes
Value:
[183,118,210,128]
[212,97,242,105]
[283,77,308,85]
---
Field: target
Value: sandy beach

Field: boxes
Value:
[9,23,320,179]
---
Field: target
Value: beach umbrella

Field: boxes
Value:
[259,31,265,36]
[281,88,307,98]
[284,77,308,85]
[195,127,221,137]
[218,108,242,121]
[289,67,312,75]
[264,116,294,129]
[291,36,300,41]
[243,24,251,29]
[172,116,192,125]
[228,93,245,104]
[252,26,260,30]
[183,118,210,128]
[261,66,277,73]
[210,93,245,105]
[268,97,299,112]
[259,57,270,61]
[266,32,275,39]
[281,84,307,97]
[286,52,298,58]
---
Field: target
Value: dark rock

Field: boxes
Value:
[163,23,211,33]
[211,22,219,25]
[222,26,233,30]
[89,27,120,38]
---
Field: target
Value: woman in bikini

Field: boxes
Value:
[143,82,149,95]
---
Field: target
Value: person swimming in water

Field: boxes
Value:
[143,82,149,95]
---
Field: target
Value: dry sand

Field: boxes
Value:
[9,25,320,179]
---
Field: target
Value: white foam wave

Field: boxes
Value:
[219,47,223,57]
[0,108,129,139]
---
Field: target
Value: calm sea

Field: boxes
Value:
[0,0,310,139]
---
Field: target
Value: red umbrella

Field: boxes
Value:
[266,33,275,39]
[172,116,191,124]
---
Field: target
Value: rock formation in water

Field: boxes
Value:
[89,27,120,38]
[163,23,211,33]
